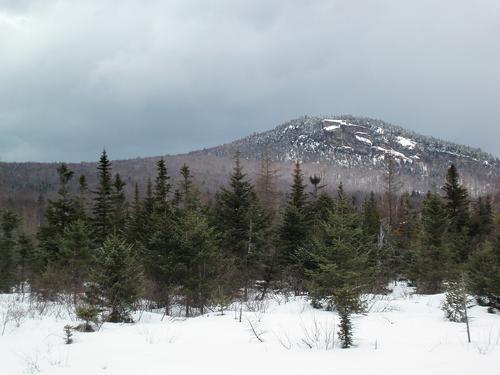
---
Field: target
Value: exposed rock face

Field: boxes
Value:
[194,115,499,195]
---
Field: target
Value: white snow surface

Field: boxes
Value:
[355,135,372,146]
[396,136,417,149]
[0,285,499,375]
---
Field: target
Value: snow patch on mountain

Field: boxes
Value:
[396,136,417,150]
[355,135,372,145]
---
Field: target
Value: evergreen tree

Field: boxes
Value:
[176,209,221,316]
[467,239,500,309]
[278,160,310,292]
[362,192,381,244]
[93,150,113,245]
[111,173,128,233]
[154,157,171,215]
[126,183,145,246]
[415,193,451,293]
[213,152,270,299]
[308,185,371,348]
[142,160,177,313]
[57,219,93,302]
[470,196,494,243]
[394,193,420,283]
[174,164,199,212]
[16,233,34,295]
[36,163,81,280]
[0,210,20,293]
[442,164,471,263]
[88,234,143,322]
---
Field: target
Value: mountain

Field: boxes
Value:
[1,115,498,231]
[192,115,499,195]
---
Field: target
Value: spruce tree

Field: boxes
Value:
[154,157,171,215]
[143,160,177,313]
[88,234,143,322]
[57,219,93,303]
[93,150,113,245]
[416,193,451,293]
[16,233,34,295]
[278,160,310,292]
[467,239,500,309]
[126,183,145,246]
[213,152,270,299]
[111,173,128,233]
[36,163,81,287]
[309,185,371,348]
[442,164,471,263]
[0,210,20,293]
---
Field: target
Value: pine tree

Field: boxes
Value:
[0,210,20,293]
[174,164,199,212]
[213,152,270,299]
[415,193,451,293]
[470,196,494,243]
[442,164,471,263]
[16,233,34,295]
[110,173,128,233]
[88,234,143,322]
[278,160,310,292]
[93,150,113,245]
[467,239,500,309]
[362,192,381,244]
[308,185,371,348]
[176,209,221,316]
[36,163,81,284]
[394,193,420,283]
[154,157,171,215]
[126,183,145,246]
[142,160,177,313]
[57,219,93,303]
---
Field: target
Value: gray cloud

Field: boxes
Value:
[0,0,499,162]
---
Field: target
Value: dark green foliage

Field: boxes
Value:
[37,164,81,269]
[0,210,20,292]
[278,161,310,291]
[442,164,471,263]
[57,219,93,300]
[362,192,381,243]
[111,173,128,233]
[16,233,35,294]
[470,196,494,243]
[213,152,270,298]
[64,325,73,344]
[172,164,221,315]
[76,305,99,332]
[88,234,143,322]
[467,240,500,309]
[176,209,221,315]
[93,150,113,245]
[394,193,421,282]
[415,193,451,293]
[442,278,470,323]
[309,185,373,300]
[154,158,171,215]
[308,185,372,347]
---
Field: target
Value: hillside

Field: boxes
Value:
[1,115,498,230]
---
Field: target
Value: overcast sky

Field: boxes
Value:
[0,0,499,162]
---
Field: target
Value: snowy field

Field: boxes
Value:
[0,284,499,375]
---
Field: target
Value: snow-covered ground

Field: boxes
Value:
[0,284,499,375]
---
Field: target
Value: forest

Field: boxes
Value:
[0,150,499,348]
